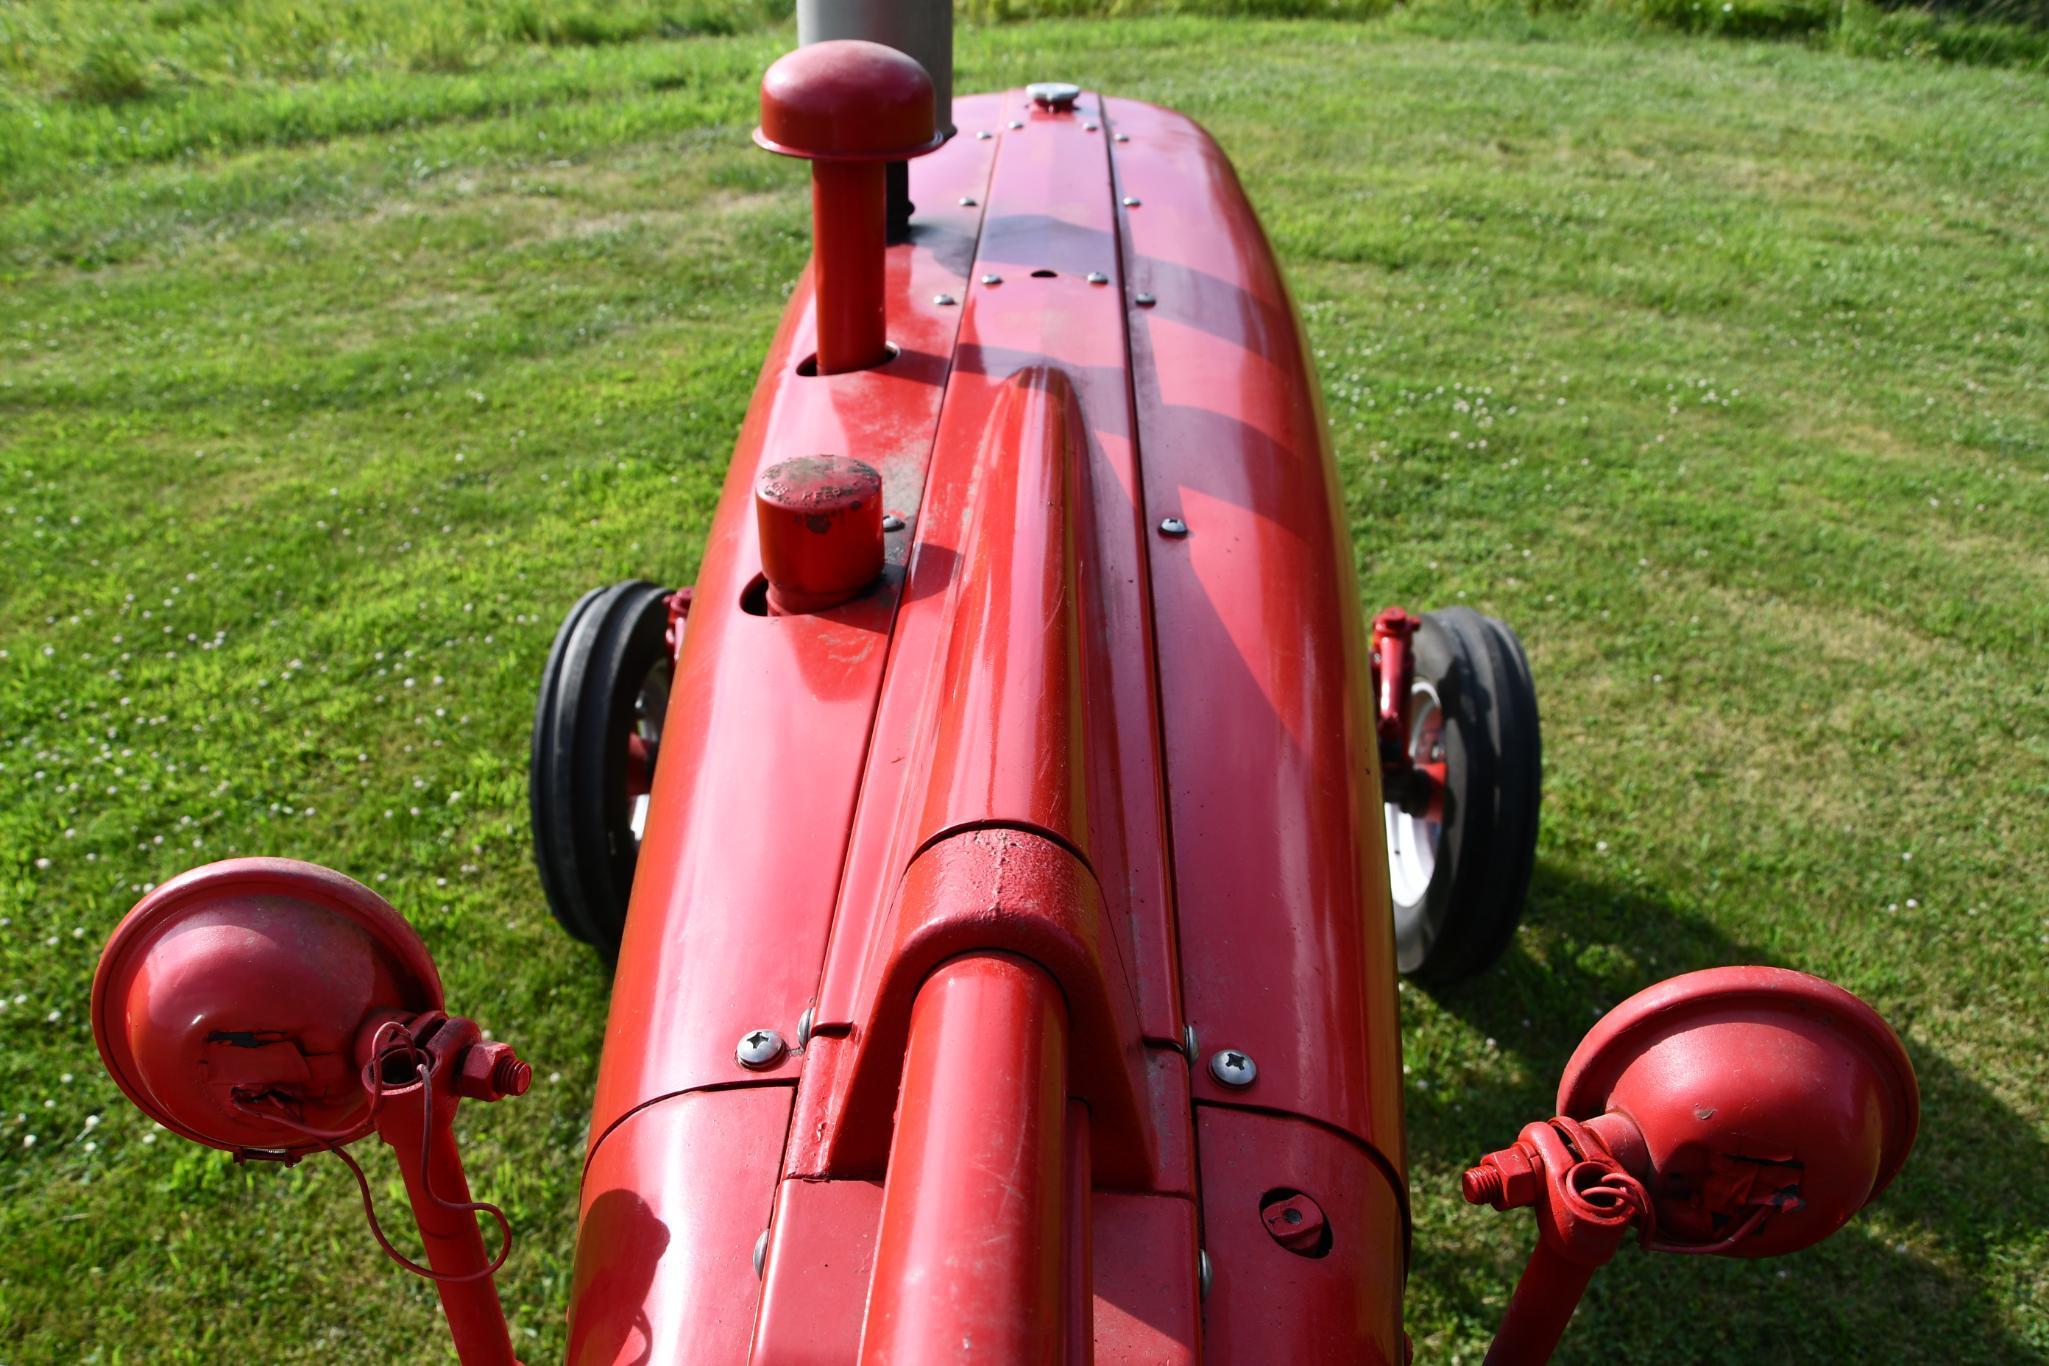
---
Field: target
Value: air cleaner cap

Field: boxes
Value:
[92,858,444,1156]
[755,455,886,613]
[755,40,942,163]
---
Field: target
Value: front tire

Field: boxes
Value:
[530,580,676,963]
[1385,607,1541,984]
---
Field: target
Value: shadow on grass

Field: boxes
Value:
[1408,860,2045,1364]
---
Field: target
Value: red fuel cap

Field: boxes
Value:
[755,455,886,614]
[92,858,444,1155]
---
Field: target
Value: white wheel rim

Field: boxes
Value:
[627,665,671,846]
[1384,679,1444,909]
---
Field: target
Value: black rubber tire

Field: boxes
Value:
[529,580,675,962]
[1389,607,1541,985]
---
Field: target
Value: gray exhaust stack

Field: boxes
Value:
[797,0,955,139]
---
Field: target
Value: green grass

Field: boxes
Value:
[2,5,2046,1363]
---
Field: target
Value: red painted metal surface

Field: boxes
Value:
[756,41,942,374]
[808,87,1182,1063]
[584,103,997,1159]
[803,825,1155,1188]
[755,455,886,613]
[372,1016,520,1366]
[859,954,1070,1364]
[1196,1107,1407,1366]
[1105,95,1410,1182]
[569,1086,791,1365]
[915,368,1086,850]
[596,84,1409,1359]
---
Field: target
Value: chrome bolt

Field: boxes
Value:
[959,196,978,207]
[1083,121,1099,132]
[1209,1047,1256,1088]
[1113,132,1130,143]
[1007,119,1025,130]
[1199,1249,1213,1299]
[1086,271,1109,286]
[1122,196,1142,208]
[753,1228,768,1278]
[932,292,958,307]
[1159,516,1189,538]
[981,273,1003,286]
[736,1029,785,1070]
[976,130,993,140]
[882,514,906,533]
[797,1005,816,1046]
[1135,292,1157,307]
[1181,1024,1198,1065]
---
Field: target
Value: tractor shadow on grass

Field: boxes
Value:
[1406,860,2046,1365]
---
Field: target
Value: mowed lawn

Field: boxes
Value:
[2,8,2045,1363]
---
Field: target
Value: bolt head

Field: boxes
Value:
[1086,271,1109,286]
[958,196,978,207]
[881,514,906,533]
[981,273,1003,287]
[1121,196,1142,208]
[1134,292,1157,307]
[1209,1047,1256,1087]
[1113,132,1130,143]
[736,1029,786,1070]
[932,292,958,307]
[1007,119,1025,130]
[975,129,993,140]
[1159,516,1189,538]
[1181,1024,1198,1064]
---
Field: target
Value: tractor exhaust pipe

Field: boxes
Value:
[799,0,953,241]
[798,0,954,139]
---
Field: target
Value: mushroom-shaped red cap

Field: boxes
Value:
[755,39,942,163]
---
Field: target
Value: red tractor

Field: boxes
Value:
[89,8,1918,1362]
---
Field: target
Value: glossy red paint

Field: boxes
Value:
[860,954,1070,1364]
[803,825,1156,1188]
[569,1086,791,1365]
[372,1015,519,1366]
[583,104,998,1158]
[755,41,943,163]
[916,368,1086,850]
[755,455,886,613]
[809,85,1182,1064]
[1197,1107,1407,1366]
[1106,95,1410,1179]
[584,83,1409,1358]
[756,41,942,374]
